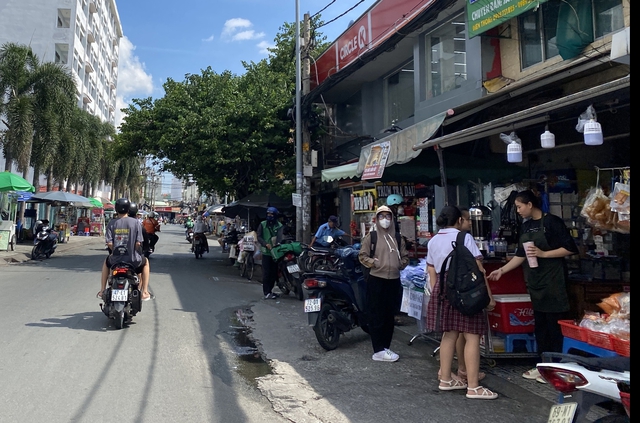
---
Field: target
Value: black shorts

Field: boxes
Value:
[105,256,148,274]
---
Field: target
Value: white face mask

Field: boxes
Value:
[379,218,391,229]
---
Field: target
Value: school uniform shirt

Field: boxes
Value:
[426,228,483,273]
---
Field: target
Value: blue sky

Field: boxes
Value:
[115,0,376,127]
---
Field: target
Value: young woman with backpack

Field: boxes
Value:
[425,205,498,400]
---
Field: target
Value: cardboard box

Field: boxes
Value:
[487,294,535,333]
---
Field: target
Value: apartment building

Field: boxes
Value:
[0,0,123,126]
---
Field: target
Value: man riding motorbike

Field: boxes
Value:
[192,215,210,253]
[142,212,160,253]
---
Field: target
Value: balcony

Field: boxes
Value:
[82,92,92,104]
[87,30,95,43]
[89,1,97,14]
[85,61,94,73]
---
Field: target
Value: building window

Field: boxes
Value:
[383,60,414,126]
[57,9,71,28]
[425,15,467,99]
[519,0,623,69]
[336,91,363,138]
[54,44,69,64]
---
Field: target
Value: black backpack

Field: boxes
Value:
[438,231,490,316]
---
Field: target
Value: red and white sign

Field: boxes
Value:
[311,0,437,89]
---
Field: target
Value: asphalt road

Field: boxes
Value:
[0,225,560,423]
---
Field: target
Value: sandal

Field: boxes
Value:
[457,369,486,382]
[466,386,498,400]
[439,378,468,391]
[522,368,540,380]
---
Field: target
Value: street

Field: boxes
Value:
[0,225,559,423]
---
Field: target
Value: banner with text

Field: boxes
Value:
[467,0,547,38]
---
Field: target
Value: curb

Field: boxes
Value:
[0,235,103,266]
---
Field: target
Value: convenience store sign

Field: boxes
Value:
[467,0,548,38]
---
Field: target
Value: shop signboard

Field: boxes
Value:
[361,141,391,180]
[467,0,548,38]
[375,182,416,199]
[351,189,377,213]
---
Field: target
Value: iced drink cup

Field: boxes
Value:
[523,241,538,268]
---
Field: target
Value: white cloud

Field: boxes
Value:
[114,36,154,129]
[202,34,214,42]
[257,40,274,55]
[232,30,265,41]
[222,18,252,37]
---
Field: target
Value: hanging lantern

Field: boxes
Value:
[540,125,555,148]
[584,119,603,145]
[507,140,522,163]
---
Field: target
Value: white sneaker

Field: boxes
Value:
[372,348,399,362]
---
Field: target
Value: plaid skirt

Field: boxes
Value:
[425,272,487,335]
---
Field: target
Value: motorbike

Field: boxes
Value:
[193,232,207,259]
[31,225,58,260]
[271,238,304,301]
[537,352,630,423]
[299,235,352,273]
[186,227,194,243]
[99,259,142,329]
[302,244,369,351]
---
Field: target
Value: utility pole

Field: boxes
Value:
[301,12,312,244]
[295,0,303,242]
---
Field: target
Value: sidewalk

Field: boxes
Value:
[0,234,103,266]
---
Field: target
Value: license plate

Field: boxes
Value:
[304,298,321,313]
[287,264,300,273]
[547,403,577,423]
[111,289,128,301]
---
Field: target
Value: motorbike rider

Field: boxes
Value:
[128,203,151,256]
[184,216,194,237]
[192,214,210,253]
[98,198,152,302]
[143,211,160,252]
[310,215,345,248]
[257,206,284,299]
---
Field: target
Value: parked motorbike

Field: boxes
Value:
[271,239,304,301]
[299,235,352,273]
[302,244,369,350]
[99,260,142,329]
[31,225,58,260]
[193,232,207,259]
[537,352,630,423]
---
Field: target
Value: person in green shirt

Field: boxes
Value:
[257,207,283,299]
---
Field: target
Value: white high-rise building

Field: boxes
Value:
[0,0,123,126]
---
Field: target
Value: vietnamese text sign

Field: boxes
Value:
[361,141,391,180]
[467,0,547,38]
[351,189,377,213]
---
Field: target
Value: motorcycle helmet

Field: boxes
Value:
[128,202,138,218]
[266,207,278,222]
[386,194,403,206]
[115,198,131,214]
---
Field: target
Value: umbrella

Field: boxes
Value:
[205,204,225,214]
[28,191,92,206]
[89,197,104,208]
[0,171,35,193]
[222,190,293,221]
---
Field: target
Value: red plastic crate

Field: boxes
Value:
[558,320,589,342]
[586,329,615,351]
[611,336,630,357]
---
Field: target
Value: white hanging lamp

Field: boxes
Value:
[540,124,555,148]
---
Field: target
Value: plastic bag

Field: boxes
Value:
[580,187,616,231]
[610,182,630,213]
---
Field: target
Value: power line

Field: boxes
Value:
[311,0,336,19]
[316,0,366,29]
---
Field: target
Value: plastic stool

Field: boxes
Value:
[502,333,536,353]
[562,337,618,357]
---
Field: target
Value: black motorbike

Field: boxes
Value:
[31,225,58,260]
[99,258,142,329]
[302,245,369,350]
[271,239,304,301]
[193,232,207,259]
[299,235,351,273]
[186,227,194,244]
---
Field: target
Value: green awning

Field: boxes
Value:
[321,162,359,182]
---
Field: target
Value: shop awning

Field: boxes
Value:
[321,162,359,182]
[412,75,630,151]
[356,110,450,179]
